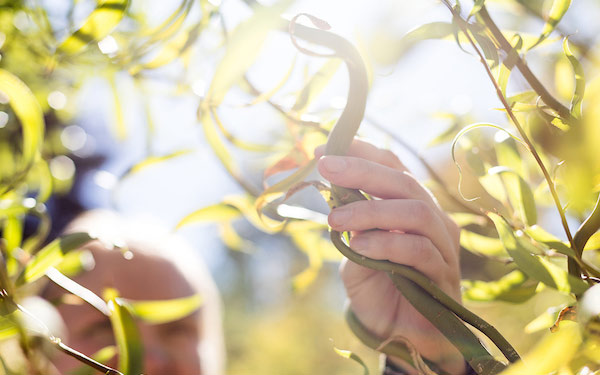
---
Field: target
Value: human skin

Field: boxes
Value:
[49,243,203,374]
[316,140,466,375]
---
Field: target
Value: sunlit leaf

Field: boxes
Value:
[4,215,23,253]
[263,143,310,180]
[489,213,588,294]
[17,232,94,286]
[104,288,143,375]
[562,37,585,119]
[224,194,284,234]
[0,314,19,341]
[219,221,253,252]
[0,69,44,171]
[499,321,581,375]
[460,230,508,258]
[449,212,488,227]
[118,294,202,324]
[211,108,279,152]
[525,306,564,333]
[524,225,576,258]
[489,167,537,226]
[469,0,486,17]
[291,58,342,114]
[122,149,194,178]
[255,159,317,223]
[333,346,369,375]
[109,76,127,140]
[472,31,499,68]
[245,56,297,106]
[58,0,130,54]
[205,0,292,105]
[462,270,538,303]
[528,0,572,50]
[54,250,95,277]
[176,203,241,229]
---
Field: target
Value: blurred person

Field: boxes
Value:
[316,140,467,375]
[42,210,225,375]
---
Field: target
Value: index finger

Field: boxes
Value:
[314,139,407,172]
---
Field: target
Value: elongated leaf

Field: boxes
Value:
[460,230,508,258]
[224,194,284,234]
[489,213,588,295]
[462,270,537,303]
[18,232,94,285]
[54,249,95,277]
[524,225,576,258]
[211,108,279,152]
[205,0,291,105]
[122,149,193,178]
[58,0,130,54]
[0,69,44,170]
[528,0,572,50]
[489,167,537,226]
[4,215,23,253]
[563,37,585,119]
[395,22,456,58]
[109,76,127,140]
[104,288,143,375]
[118,294,202,324]
[499,321,581,375]
[0,314,19,341]
[469,0,486,17]
[291,58,342,114]
[333,346,369,375]
[176,203,241,229]
[219,221,254,252]
[525,306,563,333]
[255,159,317,221]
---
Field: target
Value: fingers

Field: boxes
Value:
[318,155,436,205]
[329,199,457,266]
[314,139,406,171]
[346,230,451,285]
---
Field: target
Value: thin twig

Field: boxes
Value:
[441,1,585,279]
[477,6,573,122]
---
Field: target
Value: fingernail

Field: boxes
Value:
[329,207,351,226]
[321,156,347,173]
[350,236,368,252]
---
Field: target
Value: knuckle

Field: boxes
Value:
[408,200,432,224]
[401,175,422,198]
[380,149,402,168]
[412,236,434,263]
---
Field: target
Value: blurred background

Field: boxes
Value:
[2,0,600,373]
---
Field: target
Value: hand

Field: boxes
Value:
[316,140,465,375]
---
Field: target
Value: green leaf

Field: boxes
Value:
[0,69,45,171]
[58,0,130,54]
[499,321,581,375]
[54,249,95,277]
[333,346,369,375]
[528,0,572,50]
[469,0,486,17]
[18,232,94,285]
[489,167,537,226]
[0,314,19,341]
[118,294,202,324]
[4,215,23,253]
[524,225,576,258]
[398,22,456,55]
[472,31,499,68]
[291,58,342,114]
[489,213,588,295]
[205,0,292,105]
[122,149,194,178]
[104,288,143,375]
[176,203,241,229]
[562,37,585,119]
[462,270,538,303]
[460,230,508,258]
[109,76,127,140]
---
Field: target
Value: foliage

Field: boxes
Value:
[0,0,600,374]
